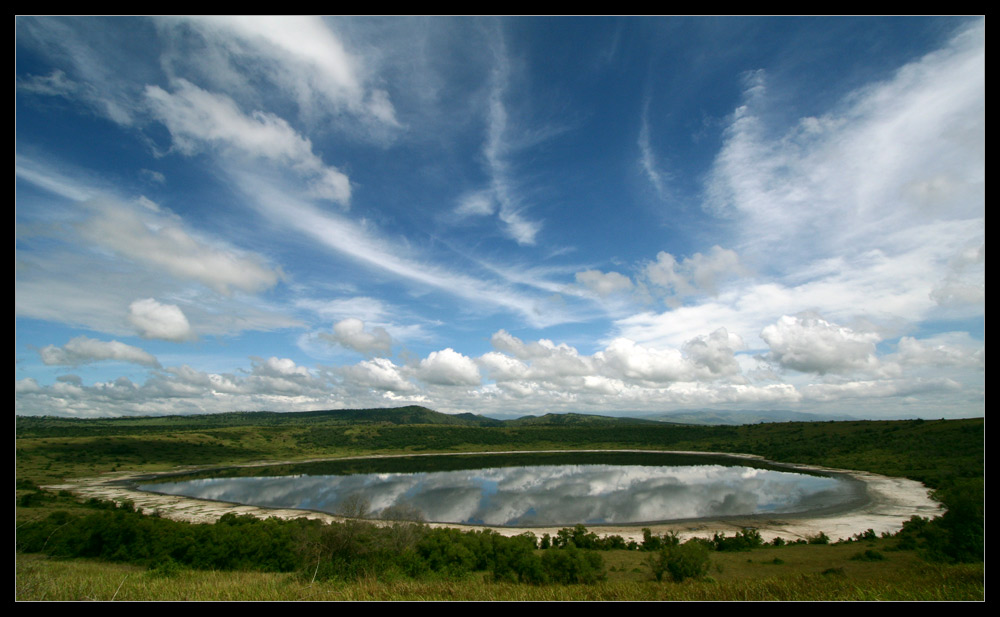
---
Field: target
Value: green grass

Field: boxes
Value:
[17,551,983,601]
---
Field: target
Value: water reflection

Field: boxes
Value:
[141,461,858,526]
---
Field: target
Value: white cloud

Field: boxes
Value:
[78,197,282,296]
[462,31,542,246]
[417,348,481,386]
[894,333,984,369]
[705,21,984,264]
[638,99,671,200]
[321,318,393,356]
[682,328,746,378]
[643,246,747,302]
[232,171,576,328]
[15,155,98,202]
[761,314,880,375]
[128,298,195,341]
[483,328,748,393]
[596,338,690,383]
[341,357,417,393]
[489,330,592,379]
[18,69,79,98]
[39,336,161,368]
[477,351,530,381]
[575,269,634,297]
[455,190,496,217]
[145,79,351,205]
[16,378,42,394]
[15,19,144,127]
[245,356,324,395]
[165,365,241,394]
[930,243,985,308]
[173,16,398,128]
[801,377,961,402]
[140,169,166,184]
[296,296,390,323]
[251,356,312,379]
[16,160,292,337]
[615,217,984,352]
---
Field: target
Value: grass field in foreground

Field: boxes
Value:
[17,541,984,601]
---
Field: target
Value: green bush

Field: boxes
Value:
[541,544,605,584]
[807,532,830,545]
[712,528,764,551]
[647,539,711,582]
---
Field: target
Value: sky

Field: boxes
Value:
[15,17,984,420]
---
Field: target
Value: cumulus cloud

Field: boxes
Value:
[245,356,323,394]
[417,348,481,386]
[482,328,747,393]
[128,298,195,341]
[575,269,634,297]
[761,314,880,375]
[489,330,592,378]
[39,336,161,368]
[491,330,573,361]
[643,246,747,303]
[15,378,41,394]
[145,79,351,205]
[251,356,312,379]
[596,338,690,383]
[682,328,745,378]
[477,351,530,381]
[321,318,392,356]
[341,357,417,393]
[164,364,242,394]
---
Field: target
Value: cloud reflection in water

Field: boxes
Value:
[142,463,853,526]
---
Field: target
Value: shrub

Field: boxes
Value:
[713,528,764,551]
[807,531,830,545]
[541,544,605,584]
[648,539,710,582]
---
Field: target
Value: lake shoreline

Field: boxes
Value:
[45,449,942,544]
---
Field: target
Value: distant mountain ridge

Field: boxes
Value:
[642,409,858,425]
[16,405,863,433]
[505,412,664,426]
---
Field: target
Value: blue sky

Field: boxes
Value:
[16,17,984,419]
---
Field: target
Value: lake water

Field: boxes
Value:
[138,452,864,527]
